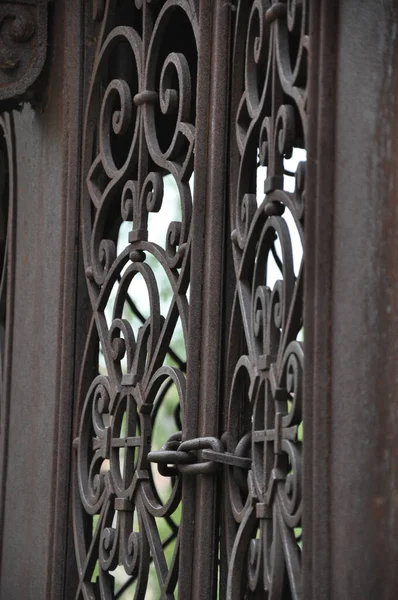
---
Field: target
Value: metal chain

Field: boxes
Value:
[148,432,251,476]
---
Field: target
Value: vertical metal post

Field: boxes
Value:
[306,1,398,597]
[189,2,232,598]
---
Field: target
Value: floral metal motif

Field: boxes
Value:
[74,1,197,597]
[224,1,307,597]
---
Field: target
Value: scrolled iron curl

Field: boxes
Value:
[92,381,111,435]
[109,318,136,376]
[99,78,135,179]
[276,0,308,89]
[253,285,268,342]
[271,279,284,331]
[245,0,271,115]
[277,441,302,528]
[276,104,296,160]
[83,450,105,514]
[252,281,284,360]
[111,262,162,382]
[286,342,304,423]
[123,528,142,576]
[158,51,192,158]
[282,341,303,424]
[120,172,164,228]
[286,351,302,398]
[251,6,266,64]
[248,219,296,369]
[98,239,117,281]
[89,224,120,286]
[166,220,186,267]
[274,343,303,527]
[100,524,119,572]
[141,2,197,270]
[235,192,257,251]
[144,171,164,213]
[77,377,113,514]
[294,160,306,220]
[258,115,271,167]
[85,25,142,287]
[86,454,107,512]
[97,502,151,594]
[142,2,198,181]
[121,180,138,222]
[120,171,165,230]
[101,509,147,578]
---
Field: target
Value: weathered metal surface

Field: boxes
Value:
[73,1,199,597]
[73,0,308,597]
[329,1,398,598]
[0,0,395,598]
[303,1,338,597]
[304,1,398,598]
[221,1,307,597]
[0,1,83,597]
[0,0,48,110]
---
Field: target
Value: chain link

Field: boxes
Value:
[148,432,251,476]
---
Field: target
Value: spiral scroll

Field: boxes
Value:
[225,1,307,598]
[74,1,197,597]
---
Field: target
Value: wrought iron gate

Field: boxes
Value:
[72,1,306,597]
[1,1,398,599]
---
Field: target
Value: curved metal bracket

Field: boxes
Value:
[0,0,48,110]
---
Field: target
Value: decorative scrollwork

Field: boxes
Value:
[0,1,48,109]
[225,1,307,598]
[74,1,197,597]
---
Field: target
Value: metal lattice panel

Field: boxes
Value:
[74,1,197,596]
[223,1,306,597]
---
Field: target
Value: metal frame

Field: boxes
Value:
[0,1,83,597]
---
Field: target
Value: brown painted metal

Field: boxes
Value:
[222,2,306,598]
[0,0,83,597]
[72,0,306,597]
[303,1,338,598]
[329,1,398,597]
[74,1,202,597]
[304,1,398,598]
[0,0,48,110]
[0,0,397,599]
